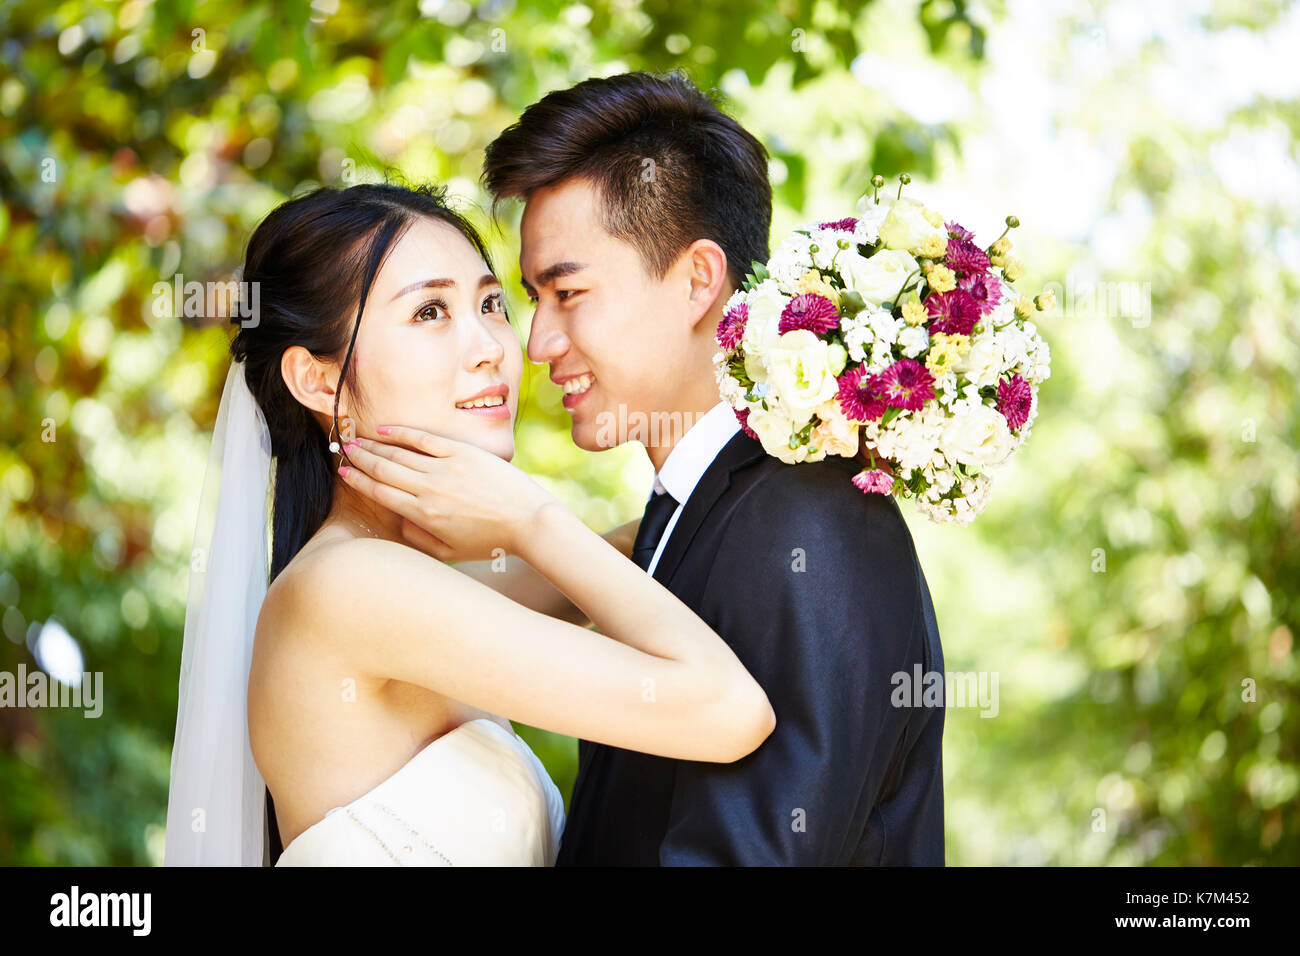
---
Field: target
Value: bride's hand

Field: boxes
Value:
[337,426,558,561]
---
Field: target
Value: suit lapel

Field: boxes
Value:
[651,431,767,588]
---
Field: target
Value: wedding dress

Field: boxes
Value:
[275,718,566,867]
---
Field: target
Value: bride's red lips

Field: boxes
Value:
[454,382,511,420]
[455,383,510,404]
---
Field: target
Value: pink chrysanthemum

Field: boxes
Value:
[875,359,936,411]
[926,289,981,336]
[837,365,886,423]
[735,406,759,441]
[779,293,840,335]
[716,302,748,351]
[944,238,990,276]
[819,217,859,232]
[946,220,974,242]
[958,270,1002,316]
[852,468,895,495]
[997,374,1034,431]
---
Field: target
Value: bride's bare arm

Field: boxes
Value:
[271,517,773,763]
[400,518,639,626]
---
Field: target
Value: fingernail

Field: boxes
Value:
[338,465,350,477]
[345,440,359,450]
[376,426,391,435]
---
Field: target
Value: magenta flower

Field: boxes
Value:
[717,302,748,351]
[875,359,936,411]
[837,365,886,423]
[997,375,1034,431]
[958,270,1002,316]
[926,290,981,336]
[819,217,859,232]
[735,406,760,441]
[779,293,840,335]
[946,220,974,242]
[944,238,990,276]
[852,468,895,495]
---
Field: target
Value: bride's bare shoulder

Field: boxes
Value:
[257,532,461,642]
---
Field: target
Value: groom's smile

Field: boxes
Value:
[555,371,595,412]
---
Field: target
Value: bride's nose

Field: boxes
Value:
[463,314,506,370]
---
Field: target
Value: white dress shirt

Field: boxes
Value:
[645,401,741,577]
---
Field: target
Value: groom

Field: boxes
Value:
[484,71,946,865]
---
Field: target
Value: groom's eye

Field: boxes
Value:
[555,289,581,302]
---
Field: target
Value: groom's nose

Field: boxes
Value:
[526,304,569,366]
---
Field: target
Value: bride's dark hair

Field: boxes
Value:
[230,182,495,581]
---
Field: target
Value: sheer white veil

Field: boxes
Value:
[164,360,273,866]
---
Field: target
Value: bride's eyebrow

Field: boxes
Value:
[390,274,498,302]
[391,277,454,302]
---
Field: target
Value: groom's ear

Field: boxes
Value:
[682,239,729,329]
[281,345,340,417]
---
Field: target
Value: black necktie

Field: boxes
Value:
[631,489,680,571]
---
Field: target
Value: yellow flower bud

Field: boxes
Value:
[1002,257,1025,282]
[1014,296,1035,319]
[1035,288,1057,312]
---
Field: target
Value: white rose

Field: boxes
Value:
[842,248,919,307]
[747,407,808,464]
[877,197,946,253]
[942,403,1014,469]
[765,329,839,418]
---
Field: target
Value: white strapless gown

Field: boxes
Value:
[275,718,565,866]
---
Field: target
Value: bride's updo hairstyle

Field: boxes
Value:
[230,182,496,581]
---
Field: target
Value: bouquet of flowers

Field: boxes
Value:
[714,174,1053,525]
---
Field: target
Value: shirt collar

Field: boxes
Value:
[652,401,741,503]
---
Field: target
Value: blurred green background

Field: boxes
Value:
[1,0,1296,865]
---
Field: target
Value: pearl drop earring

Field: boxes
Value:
[327,416,355,454]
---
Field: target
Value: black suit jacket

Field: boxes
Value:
[556,431,946,866]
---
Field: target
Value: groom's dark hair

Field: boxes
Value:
[482,71,771,289]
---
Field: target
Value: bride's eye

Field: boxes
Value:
[481,291,505,315]
[414,299,449,323]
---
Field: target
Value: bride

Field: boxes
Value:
[163,182,775,866]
